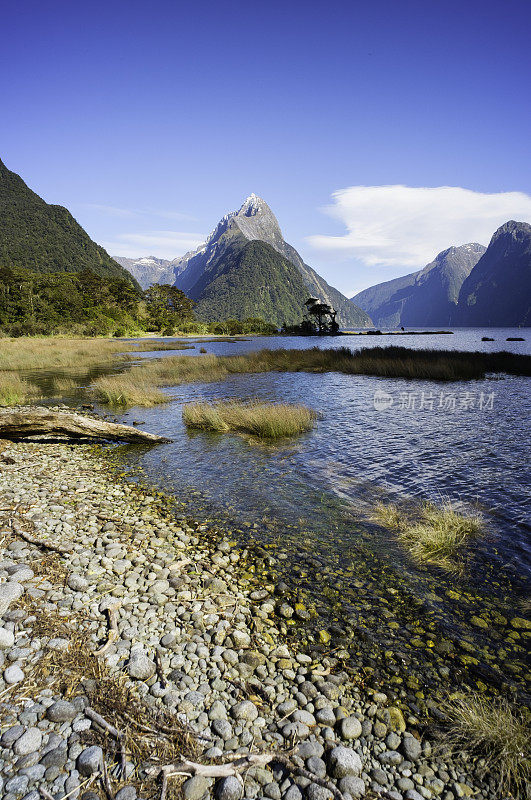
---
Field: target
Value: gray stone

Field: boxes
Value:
[2,724,24,745]
[401,735,422,762]
[212,719,233,740]
[4,663,24,684]
[378,750,403,766]
[386,732,401,750]
[264,782,281,800]
[183,775,210,800]
[327,747,362,778]
[338,716,362,740]
[338,777,365,799]
[68,573,89,591]
[0,581,24,615]
[284,786,302,800]
[20,765,46,781]
[315,708,336,726]
[297,742,324,760]
[0,627,15,649]
[41,747,68,768]
[5,774,29,795]
[306,756,326,779]
[77,745,103,776]
[13,728,42,756]
[231,700,258,721]
[404,792,425,800]
[115,787,138,800]
[216,775,242,800]
[306,784,332,800]
[127,651,156,680]
[47,700,77,722]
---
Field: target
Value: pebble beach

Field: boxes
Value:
[0,413,517,800]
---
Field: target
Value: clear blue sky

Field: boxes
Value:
[2,0,530,295]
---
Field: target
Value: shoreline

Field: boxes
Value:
[0,430,510,800]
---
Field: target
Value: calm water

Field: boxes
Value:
[108,328,531,705]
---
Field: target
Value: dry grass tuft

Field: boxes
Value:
[0,372,41,406]
[372,499,485,572]
[183,401,317,438]
[93,376,169,406]
[443,695,530,798]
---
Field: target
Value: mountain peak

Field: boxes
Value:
[491,219,531,241]
[237,193,269,217]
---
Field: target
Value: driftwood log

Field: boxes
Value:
[0,409,171,443]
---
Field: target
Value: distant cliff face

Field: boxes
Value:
[452,221,531,326]
[116,194,371,327]
[351,243,485,327]
[0,158,138,287]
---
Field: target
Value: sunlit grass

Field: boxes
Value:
[182,401,317,438]
[0,372,41,406]
[0,336,190,371]
[372,499,485,572]
[443,695,530,798]
[92,376,168,407]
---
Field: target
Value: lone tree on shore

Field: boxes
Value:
[304,297,339,334]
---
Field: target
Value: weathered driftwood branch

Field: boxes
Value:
[9,518,71,553]
[146,752,275,779]
[148,753,347,800]
[0,409,171,443]
[94,601,121,656]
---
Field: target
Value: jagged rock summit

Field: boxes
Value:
[117,194,371,328]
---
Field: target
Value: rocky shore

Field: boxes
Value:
[0,430,506,800]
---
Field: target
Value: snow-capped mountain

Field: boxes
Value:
[113,256,178,290]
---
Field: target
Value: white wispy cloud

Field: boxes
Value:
[83,204,196,222]
[101,231,204,259]
[307,185,531,268]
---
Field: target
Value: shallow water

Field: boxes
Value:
[101,328,531,708]
[38,328,531,706]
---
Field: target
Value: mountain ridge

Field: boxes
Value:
[0,158,138,287]
[351,243,486,327]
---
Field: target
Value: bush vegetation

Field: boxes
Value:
[372,498,485,571]
[182,401,316,438]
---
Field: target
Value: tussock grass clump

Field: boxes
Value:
[0,372,40,406]
[93,376,168,406]
[443,695,530,798]
[183,401,317,438]
[372,499,485,572]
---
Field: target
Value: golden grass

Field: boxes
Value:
[0,336,190,372]
[93,376,168,406]
[372,499,485,572]
[0,371,41,406]
[443,695,530,798]
[183,400,317,438]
